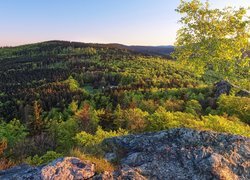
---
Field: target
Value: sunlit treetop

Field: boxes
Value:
[173,0,250,82]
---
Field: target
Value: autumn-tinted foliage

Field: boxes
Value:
[0,40,249,170]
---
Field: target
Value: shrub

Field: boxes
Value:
[218,95,250,124]
[203,115,250,137]
[146,107,250,137]
[49,118,78,153]
[114,108,148,133]
[146,107,202,131]
[74,127,127,155]
[164,99,184,112]
[184,100,202,115]
[26,155,43,166]
[123,108,149,133]
[26,151,62,166]
[205,107,218,115]
[68,101,78,114]
[139,99,157,113]
[0,139,7,156]
[0,158,15,170]
[0,119,27,149]
[64,76,80,91]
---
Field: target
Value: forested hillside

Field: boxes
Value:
[0,41,249,170]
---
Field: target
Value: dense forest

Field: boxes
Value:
[0,40,249,170]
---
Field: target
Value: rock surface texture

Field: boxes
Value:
[0,157,95,180]
[0,128,249,180]
[103,128,250,180]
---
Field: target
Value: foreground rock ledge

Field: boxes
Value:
[0,128,249,180]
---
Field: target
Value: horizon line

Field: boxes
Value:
[0,39,174,48]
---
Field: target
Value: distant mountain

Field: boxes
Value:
[0,40,175,58]
[126,45,174,57]
[106,43,175,57]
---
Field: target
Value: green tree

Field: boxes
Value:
[113,104,124,129]
[48,118,78,152]
[173,0,250,82]
[65,76,80,91]
[184,100,202,115]
[218,95,250,124]
[68,101,78,114]
[26,151,62,166]
[0,119,27,150]
[122,108,149,133]
[74,126,127,155]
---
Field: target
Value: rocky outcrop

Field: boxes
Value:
[103,128,250,180]
[213,80,250,98]
[0,157,95,180]
[0,128,249,180]
[213,80,232,98]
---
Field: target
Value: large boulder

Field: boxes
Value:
[103,128,250,180]
[41,157,95,180]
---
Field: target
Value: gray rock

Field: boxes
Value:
[102,128,250,180]
[0,164,43,180]
[105,152,117,162]
[93,166,146,180]
[41,157,95,180]
[113,165,147,180]
[213,80,232,98]
[0,157,95,180]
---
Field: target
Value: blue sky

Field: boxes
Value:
[0,0,249,46]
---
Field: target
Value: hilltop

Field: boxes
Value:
[0,40,174,59]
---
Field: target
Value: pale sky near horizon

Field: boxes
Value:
[0,0,249,47]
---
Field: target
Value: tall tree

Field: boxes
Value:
[27,101,45,136]
[76,103,99,133]
[173,0,250,84]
